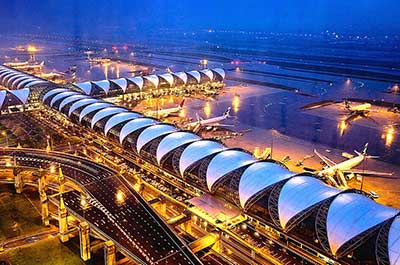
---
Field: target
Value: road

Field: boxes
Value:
[0,148,202,265]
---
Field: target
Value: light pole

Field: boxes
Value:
[2,131,8,147]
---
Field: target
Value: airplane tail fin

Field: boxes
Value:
[196,113,202,122]
[344,100,351,110]
[224,107,231,117]
[179,99,185,108]
[354,143,369,156]
[362,142,369,155]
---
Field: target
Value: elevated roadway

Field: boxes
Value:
[0,147,202,265]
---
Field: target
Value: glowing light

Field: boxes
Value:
[103,63,109,79]
[116,190,125,204]
[232,94,240,113]
[383,126,395,147]
[49,165,56,174]
[116,64,120,79]
[203,102,211,118]
[27,45,38,53]
[179,109,186,118]
[81,197,87,208]
[235,67,241,72]
[338,120,347,136]
[345,78,351,86]
[392,84,399,93]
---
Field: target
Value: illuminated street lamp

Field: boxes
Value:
[116,190,125,204]
[27,45,38,61]
[200,59,208,69]
[2,131,8,148]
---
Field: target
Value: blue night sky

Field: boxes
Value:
[1,0,400,35]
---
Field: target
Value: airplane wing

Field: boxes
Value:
[342,169,394,176]
[214,124,234,128]
[313,149,337,167]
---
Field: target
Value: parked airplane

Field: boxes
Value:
[344,100,371,114]
[146,99,185,118]
[186,107,232,133]
[314,143,393,188]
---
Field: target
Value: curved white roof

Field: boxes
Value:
[90,107,127,128]
[110,78,128,92]
[200,69,214,81]
[43,88,68,102]
[127,77,144,90]
[239,162,294,208]
[119,118,159,144]
[0,91,7,107]
[179,140,226,176]
[24,80,47,87]
[50,91,79,107]
[104,112,142,136]
[9,88,30,104]
[156,131,200,164]
[327,193,399,255]
[136,124,177,153]
[172,72,188,84]
[2,72,18,83]
[16,78,39,89]
[11,76,30,89]
[186,71,201,83]
[212,68,226,79]
[206,150,255,191]
[75,81,93,95]
[7,74,26,87]
[144,75,159,88]
[93,80,110,94]
[68,98,100,116]
[79,102,112,123]
[59,94,89,111]
[279,176,340,230]
[158,73,174,86]
[388,216,400,265]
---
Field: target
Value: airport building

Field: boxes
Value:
[1,65,399,264]
[39,68,400,265]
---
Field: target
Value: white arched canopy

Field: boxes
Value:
[9,88,30,104]
[68,98,100,116]
[50,91,79,107]
[75,82,93,95]
[388,216,400,265]
[110,78,128,92]
[144,75,159,88]
[93,80,111,94]
[186,71,201,83]
[90,107,127,128]
[278,176,340,230]
[104,112,142,136]
[156,131,200,164]
[136,124,177,153]
[43,88,68,102]
[212,68,226,79]
[119,118,159,144]
[200,69,214,81]
[127,77,144,91]
[206,150,255,191]
[79,102,112,123]
[239,162,294,208]
[172,72,188,84]
[59,94,89,111]
[158,73,174,86]
[179,140,226,176]
[326,193,399,255]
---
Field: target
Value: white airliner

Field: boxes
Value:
[344,100,372,114]
[146,99,185,118]
[186,107,232,133]
[314,143,393,188]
